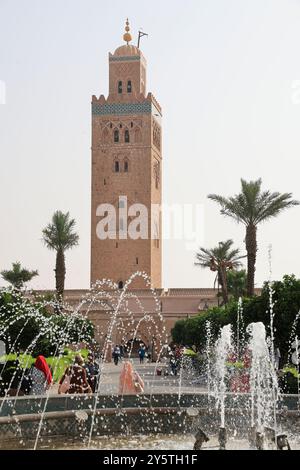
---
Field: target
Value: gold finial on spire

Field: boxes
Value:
[123,18,132,44]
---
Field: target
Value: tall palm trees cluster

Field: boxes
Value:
[1,211,79,301]
[196,178,299,304]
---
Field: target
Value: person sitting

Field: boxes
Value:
[119,361,144,395]
[59,354,92,394]
[29,355,52,395]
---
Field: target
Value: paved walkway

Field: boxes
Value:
[50,358,207,395]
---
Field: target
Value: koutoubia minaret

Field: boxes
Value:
[91,20,162,289]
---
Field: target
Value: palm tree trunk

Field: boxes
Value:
[245,223,257,297]
[218,268,229,305]
[55,248,66,300]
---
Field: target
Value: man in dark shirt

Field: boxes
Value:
[84,354,100,393]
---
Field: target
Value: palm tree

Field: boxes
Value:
[195,240,245,305]
[1,262,38,290]
[208,179,299,297]
[42,211,79,299]
[227,269,247,300]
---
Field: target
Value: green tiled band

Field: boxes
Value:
[92,102,152,116]
[109,56,141,62]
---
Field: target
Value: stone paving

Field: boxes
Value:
[50,358,207,395]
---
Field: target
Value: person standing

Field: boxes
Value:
[113,345,121,366]
[147,350,152,363]
[138,345,146,364]
[119,344,124,361]
[84,354,100,393]
[119,361,144,395]
[170,355,178,376]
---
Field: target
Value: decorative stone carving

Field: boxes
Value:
[153,121,161,150]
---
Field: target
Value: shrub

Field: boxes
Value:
[171,275,300,365]
[0,289,94,357]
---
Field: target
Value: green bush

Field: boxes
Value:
[172,275,300,364]
[279,370,299,394]
[0,360,25,396]
[0,289,94,357]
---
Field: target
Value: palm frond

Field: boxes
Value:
[208,179,299,227]
[42,211,79,252]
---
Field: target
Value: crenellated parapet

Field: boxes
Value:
[147,93,162,115]
[91,92,161,117]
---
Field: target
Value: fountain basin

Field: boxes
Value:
[0,392,300,449]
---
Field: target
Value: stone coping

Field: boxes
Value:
[1,406,299,427]
[0,407,182,425]
[1,392,299,418]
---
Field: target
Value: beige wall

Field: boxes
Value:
[62,288,220,354]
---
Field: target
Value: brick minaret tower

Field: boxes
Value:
[91,20,162,289]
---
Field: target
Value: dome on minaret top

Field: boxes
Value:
[114,44,141,57]
[113,19,142,57]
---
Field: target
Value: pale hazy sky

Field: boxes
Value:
[1,0,300,290]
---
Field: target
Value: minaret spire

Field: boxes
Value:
[123,18,132,45]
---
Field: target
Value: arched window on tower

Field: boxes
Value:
[125,130,130,143]
[114,161,120,172]
[118,81,123,94]
[114,129,119,143]
[124,160,129,172]
[127,80,132,93]
[118,281,124,289]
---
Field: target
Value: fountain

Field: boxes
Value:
[0,274,300,450]
[193,428,209,450]
[247,322,278,436]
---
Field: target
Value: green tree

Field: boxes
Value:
[42,211,79,299]
[1,262,38,290]
[0,289,94,357]
[208,179,299,297]
[227,269,247,300]
[172,275,300,365]
[195,239,245,305]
